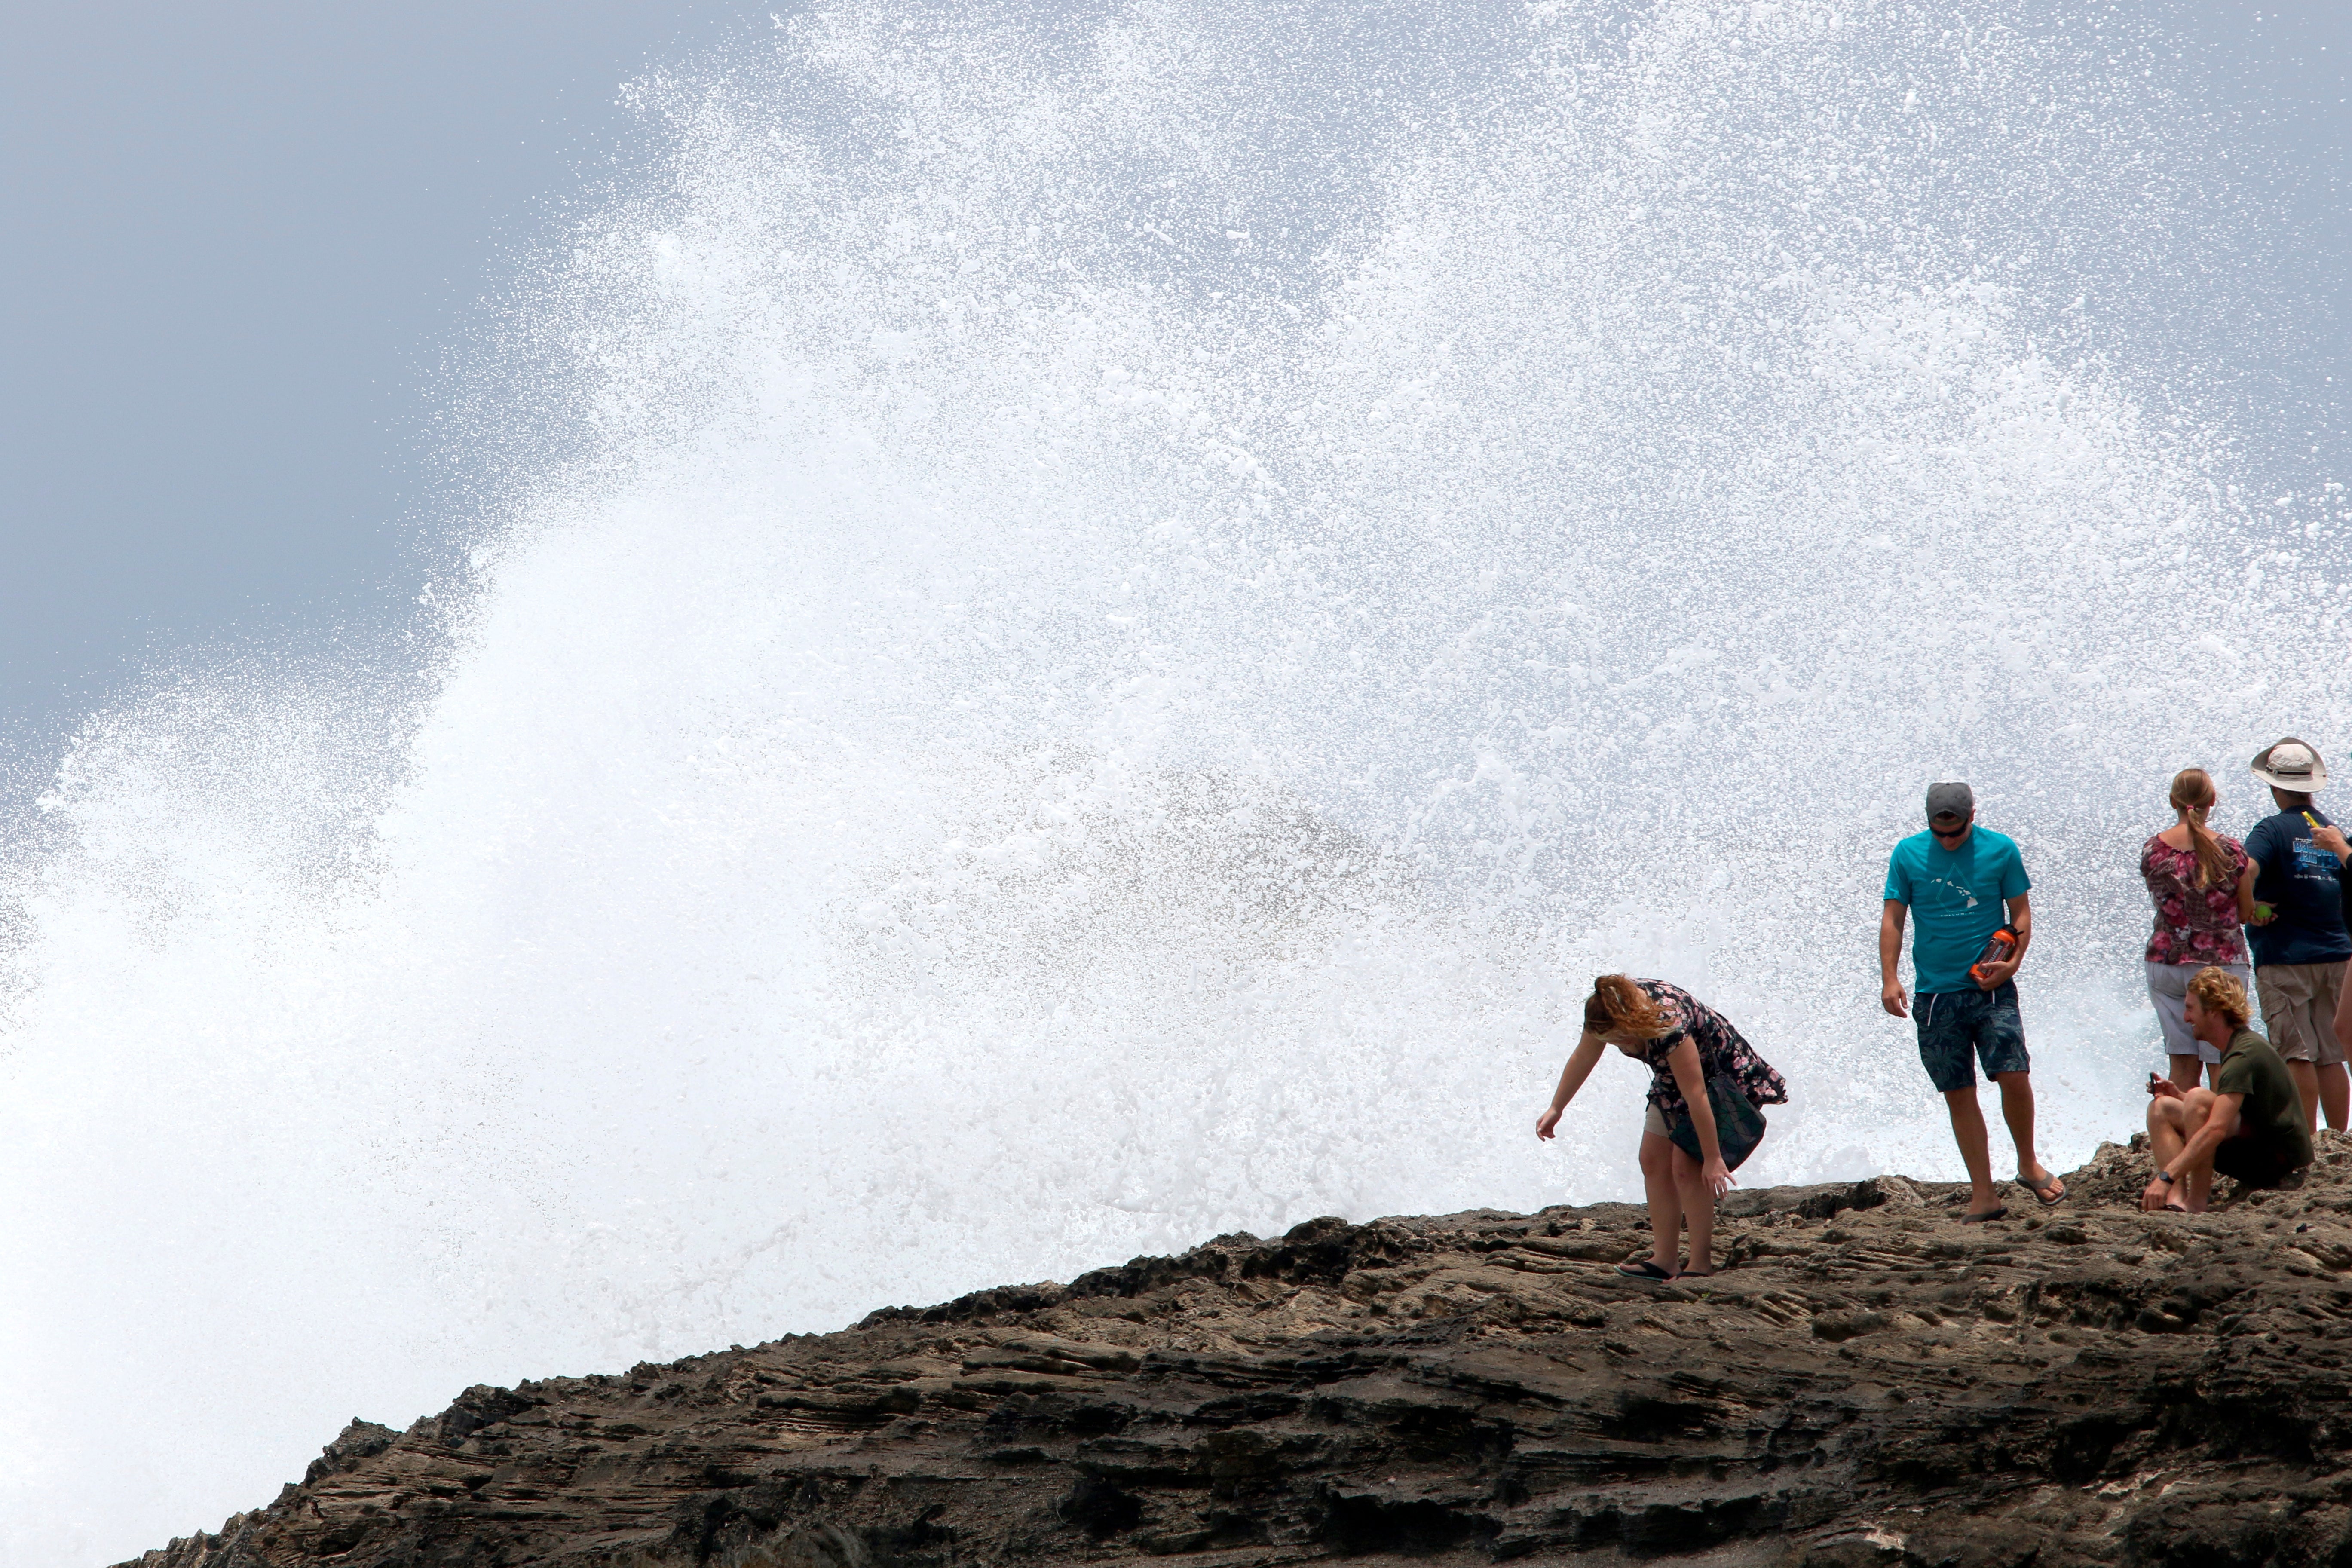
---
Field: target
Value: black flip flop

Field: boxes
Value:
[1614,1259,1677,1281]
[2021,1173,2067,1206]
[1961,1206,2009,1224]
[2163,1202,2190,1214]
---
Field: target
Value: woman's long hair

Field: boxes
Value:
[2169,768,2233,891]
[1583,974,1674,1038]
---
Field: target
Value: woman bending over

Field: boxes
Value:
[1536,976,1788,1281]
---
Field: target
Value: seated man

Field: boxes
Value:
[2143,966,2314,1212]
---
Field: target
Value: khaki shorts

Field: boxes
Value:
[1642,1102,1670,1139]
[2255,962,2349,1066]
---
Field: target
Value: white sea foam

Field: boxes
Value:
[5,3,2349,1561]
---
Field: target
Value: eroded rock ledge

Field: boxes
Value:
[127,1135,2352,1567]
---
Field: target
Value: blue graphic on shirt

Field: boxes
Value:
[1884,827,2031,995]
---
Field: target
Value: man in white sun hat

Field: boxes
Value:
[2245,737,2351,1136]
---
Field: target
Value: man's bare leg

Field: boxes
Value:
[2168,1055,2206,1093]
[2184,1150,2217,1213]
[2145,1098,2193,1210]
[1670,1146,1715,1274]
[2318,1062,2349,1131]
[2289,1060,2325,1136]
[1943,1087,2001,1216]
[1993,1070,2057,1197]
[2147,1091,2220,1212]
[2334,968,2351,1088]
[2325,973,2351,1130]
[1638,1133,1684,1272]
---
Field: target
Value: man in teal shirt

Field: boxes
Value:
[1878,782,2064,1221]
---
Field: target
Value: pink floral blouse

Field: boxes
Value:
[2141,833,2250,967]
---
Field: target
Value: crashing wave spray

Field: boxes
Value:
[5,2,2348,1561]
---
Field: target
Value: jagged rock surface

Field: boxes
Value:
[127,1134,2352,1567]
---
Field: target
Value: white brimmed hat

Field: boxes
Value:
[2251,737,2329,794]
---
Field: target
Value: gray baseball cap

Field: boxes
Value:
[1926,781,1975,822]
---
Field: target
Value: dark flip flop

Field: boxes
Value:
[2162,1201,2190,1214]
[2022,1173,2067,1206]
[1961,1206,2009,1224]
[1615,1259,1677,1281]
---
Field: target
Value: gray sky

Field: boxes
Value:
[0,1,2345,806]
[0,1,769,785]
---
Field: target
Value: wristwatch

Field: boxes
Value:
[2156,1170,2175,1184]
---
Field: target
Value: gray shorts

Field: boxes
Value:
[1642,1101,1670,1139]
[2256,962,2349,1066]
[2147,960,2254,1064]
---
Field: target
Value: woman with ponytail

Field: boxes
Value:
[1536,977,1786,1281]
[2143,768,2259,1089]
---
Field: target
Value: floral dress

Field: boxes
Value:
[1629,978,1788,1124]
[2141,834,2250,968]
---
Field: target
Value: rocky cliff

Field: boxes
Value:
[126,1136,2352,1568]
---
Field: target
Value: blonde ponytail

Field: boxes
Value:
[2168,768,2232,891]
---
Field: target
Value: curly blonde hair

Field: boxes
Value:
[2186,965,2251,1033]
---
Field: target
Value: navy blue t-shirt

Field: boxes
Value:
[2245,807,2352,967]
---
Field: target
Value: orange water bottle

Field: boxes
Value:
[1969,925,2019,984]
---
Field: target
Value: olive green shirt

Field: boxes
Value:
[2216,1028,2313,1167]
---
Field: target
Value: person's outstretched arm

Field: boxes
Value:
[1665,1037,1734,1195]
[2235,853,2263,926]
[1535,1033,1607,1139]
[1879,900,1909,1017]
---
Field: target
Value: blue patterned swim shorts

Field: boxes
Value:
[1914,982,2030,1092]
